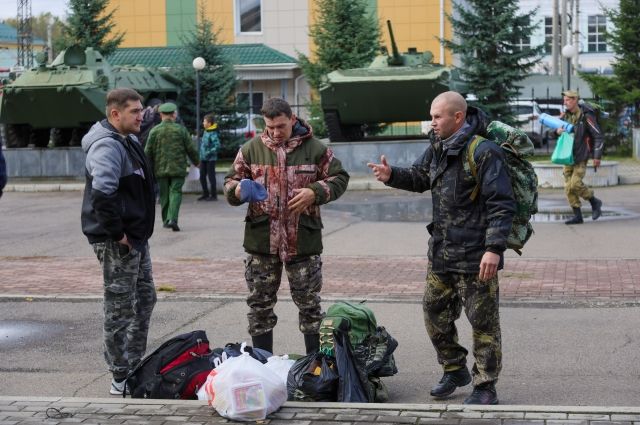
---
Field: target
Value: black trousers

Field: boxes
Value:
[199,160,217,198]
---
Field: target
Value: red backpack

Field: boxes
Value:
[125,330,212,399]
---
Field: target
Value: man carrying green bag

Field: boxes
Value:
[554,90,604,225]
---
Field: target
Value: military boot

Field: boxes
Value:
[251,330,273,354]
[565,207,583,225]
[304,333,320,354]
[589,197,603,220]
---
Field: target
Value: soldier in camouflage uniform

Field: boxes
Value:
[368,91,515,405]
[224,97,349,355]
[81,88,157,395]
[556,90,604,225]
[144,103,199,232]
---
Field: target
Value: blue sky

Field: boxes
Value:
[0,0,68,20]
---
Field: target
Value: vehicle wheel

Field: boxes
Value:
[30,128,51,148]
[342,124,364,141]
[51,128,73,147]
[69,126,89,146]
[5,124,30,148]
[324,110,347,142]
[526,132,543,148]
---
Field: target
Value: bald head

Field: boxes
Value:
[432,91,467,117]
[429,91,467,140]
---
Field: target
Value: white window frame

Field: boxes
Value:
[237,91,265,114]
[587,14,607,53]
[234,0,263,35]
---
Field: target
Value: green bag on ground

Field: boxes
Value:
[466,121,539,255]
[551,132,574,165]
[320,301,377,355]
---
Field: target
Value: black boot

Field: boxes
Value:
[565,207,583,225]
[589,197,602,220]
[251,330,273,354]
[304,333,320,354]
[430,367,472,398]
[464,382,499,405]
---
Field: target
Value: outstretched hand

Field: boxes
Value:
[367,155,391,183]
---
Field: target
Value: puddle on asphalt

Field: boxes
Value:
[326,198,637,223]
[0,320,65,348]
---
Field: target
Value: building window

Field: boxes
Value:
[515,17,531,51]
[544,17,553,54]
[236,0,262,33]
[237,92,264,114]
[588,15,607,52]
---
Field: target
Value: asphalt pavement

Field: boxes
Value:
[1,173,640,423]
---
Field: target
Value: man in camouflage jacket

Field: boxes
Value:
[224,97,349,355]
[144,102,199,232]
[556,90,604,224]
[368,91,515,405]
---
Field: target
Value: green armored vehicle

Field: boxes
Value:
[0,45,180,148]
[320,21,453,142]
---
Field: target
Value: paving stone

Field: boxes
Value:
[294,413,338,421]
[417,419,460,425]
[441,412,483,419]
[567,414,610,420]
[375,415,418,424]
[334,414,378,421]
[524,412,568,420]
[591,422,633,425]
[481,412,525,419]
[502,420,545,425]
[265,421,312,425]
[546,421,589,425]
[400,412,442,419]
[611,416,640,421]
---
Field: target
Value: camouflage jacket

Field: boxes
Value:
[563,104,604,163]
[387,122,515,274]
[144,120,199,177]
[224,118,350,261]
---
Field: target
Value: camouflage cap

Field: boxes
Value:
[158,103,177,113]
[562,90,579,98]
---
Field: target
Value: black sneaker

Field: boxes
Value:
[464,382,499,405]
[430,367,472,398]
[206,196,218,201]
[197,195,209,201]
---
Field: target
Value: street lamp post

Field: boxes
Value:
[192,57,206,144]
[561,44,577,91]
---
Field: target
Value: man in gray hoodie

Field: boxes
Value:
[81,88,157,395]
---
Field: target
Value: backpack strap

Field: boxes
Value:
[466,135,486,201]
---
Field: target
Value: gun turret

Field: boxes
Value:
[386,20,403,66]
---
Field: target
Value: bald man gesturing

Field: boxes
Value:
[368,91,515,405]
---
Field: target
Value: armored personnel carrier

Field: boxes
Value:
[0,45,180,147]
[320,21,453,142]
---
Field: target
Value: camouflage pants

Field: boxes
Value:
[157,176,185,223]
[92,240,157,380]
[563,161,594,208]
[423,265,501,386]
[244,254,324,337]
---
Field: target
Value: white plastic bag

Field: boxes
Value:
[186,164,200,181]
[197,369,218,405]
[265,355,295,386]
[210,344,287,421]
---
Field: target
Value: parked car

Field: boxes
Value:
[509,100,544,147]
[217,113,265,159]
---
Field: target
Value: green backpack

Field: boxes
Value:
[466,121,539,255]
[319,301,377,355]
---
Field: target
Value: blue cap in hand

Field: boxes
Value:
[239,179,268,203]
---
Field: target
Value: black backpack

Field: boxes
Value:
[125,330,212,399]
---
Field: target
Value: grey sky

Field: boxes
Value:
[0,0,68,20]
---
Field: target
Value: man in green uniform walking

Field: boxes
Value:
[145,103,199,232]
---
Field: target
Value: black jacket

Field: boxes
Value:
[567,104,604,164]
[81,120,156,250]
[387,110,515,274]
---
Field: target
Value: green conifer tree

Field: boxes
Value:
[175,9,238,156]
[61,0,123,56]
[298,0,379,136]
[298,0,380,91]
[443,0,543,124]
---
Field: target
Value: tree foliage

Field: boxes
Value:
[583,0,640,126]
[3,13,65,59]
[298,0,380,92]
[443,0,543,124]
[61,0,124,56]
[175,7,238,155]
